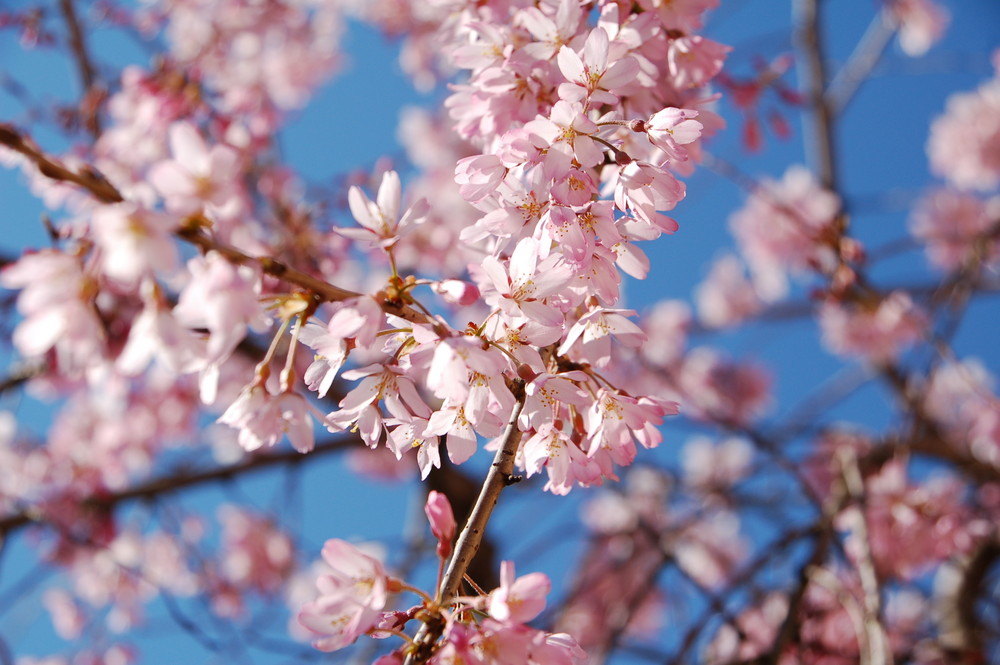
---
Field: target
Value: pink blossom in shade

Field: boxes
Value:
[672,511,747,587]
[886,0,949,57]
[644,107,703,164]
[909,188,1000,271]
[550,167,599,207]
[634,0,720,32]
[524,100,605,174]
[681,436,754,492]
[449,21,512,73]
[558,307,645,368]
[818,291,928,364]
[704,593,787,665]
[173,251,271,366]
[422,332,508,404]
[340,170,429,248]
[298,539,389,652]
[927,75,1000,192]
[480,237,573,328]
[694,254,763,328]
[424,491,457,558]
[90,203,179,286]
[678,348,772,426]
[488,561,551,624]
[729,165,842,300]
[839,459,988,581]
[218,505,295,595]
[923,359,1000,465]
[455,154,507,203]
[298,321,349,399]
[421,403,479,469]
[148,121,243,215]
[667,35,730,90]
[556,27,640,106]
[584,391,677,464]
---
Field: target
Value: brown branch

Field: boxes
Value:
[794,0,838,191]
[826,9,896,116]
[0,435,355,537]
[405,381,526,665]
[58,0,103,137]
[0,123,429,323]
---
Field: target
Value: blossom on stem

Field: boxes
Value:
[339,170,429,248]
[488,561,551,624]
[556,27,639,105]
[298,540,389,652]
[425,491,457,559]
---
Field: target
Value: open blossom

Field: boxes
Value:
[340,170,429,248]
[557,307,645,368]
[480,237,573,327]
[524,100,605,174]
[488,561,551,624]
[218,384,315,453]
[0,249,106,374]
[556,27,639,105]
[148,121,243,215]
[298,540,389,652]
[645,107,703,163]
[90,203,179,285]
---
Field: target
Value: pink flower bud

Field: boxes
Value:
[424,491,457,558]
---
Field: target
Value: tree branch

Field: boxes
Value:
[0,435,355,537]
[405,381,526,665]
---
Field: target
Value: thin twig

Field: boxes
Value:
[405,382,526,665]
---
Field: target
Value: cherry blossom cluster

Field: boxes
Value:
[298,492,584,664]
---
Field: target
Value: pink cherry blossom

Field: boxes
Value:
[644,107,703,163]
[927,73,1000,191]
[340,170,430,248]
[818,291,928,364]
[695,254,763,328]
[488,561,551,624]
[149,121,243,215]
[480,237,573,328]
[298,539,389,652]
[90,203,179,285]
[909,188,1000,271]
[729,165,842,300]
[667,35,730,90]
[556,27,639,105]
